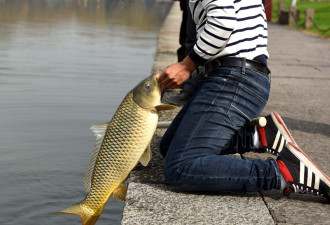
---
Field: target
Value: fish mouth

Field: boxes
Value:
[158,82,162,92]
[153,73,162,94]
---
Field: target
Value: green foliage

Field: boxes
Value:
[271,0,330,37]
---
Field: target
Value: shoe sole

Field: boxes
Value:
[287,143,330,187]
[271,111,297,147]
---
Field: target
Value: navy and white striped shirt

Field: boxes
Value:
[188,0,269,66]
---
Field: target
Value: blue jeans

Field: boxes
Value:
[160,64,281,192]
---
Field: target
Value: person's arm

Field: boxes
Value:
[189,0,237,66]
[159,0,236,92]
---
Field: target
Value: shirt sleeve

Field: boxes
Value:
[189,0,237,66]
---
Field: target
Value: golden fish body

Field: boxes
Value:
[55,74,175,225]
[85,91,158,211]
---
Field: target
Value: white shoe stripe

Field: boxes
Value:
[288,143,330,187]
[315,176,320,190]
[300,161,305,184]
[272,131,281,150]
[307,168,313,187]
[278,136,285,153]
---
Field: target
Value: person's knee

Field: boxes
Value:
[159,138,169,158]
[163,161,182,187]
[163,160,190,189]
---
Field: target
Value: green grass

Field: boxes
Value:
[271,0,330,37]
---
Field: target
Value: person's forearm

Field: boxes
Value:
[181,55,197,74]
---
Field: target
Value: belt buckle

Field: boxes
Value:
[210,59,221,72]
[205,58,222,76]
[216,59,221,69]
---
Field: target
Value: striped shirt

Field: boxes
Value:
[188,0,269,66]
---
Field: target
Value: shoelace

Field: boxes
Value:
[292,184,323,196]
[264,147,280,156]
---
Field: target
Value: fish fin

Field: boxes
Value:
[84,123,109,192]
[54,201,102,225]
[155,103,176,111]
[90,123,109,136]
[139,144,152,166]
[113,183,127,201]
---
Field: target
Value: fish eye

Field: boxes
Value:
[145,83,150,89]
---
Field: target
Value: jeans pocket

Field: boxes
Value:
[228,83,268,127]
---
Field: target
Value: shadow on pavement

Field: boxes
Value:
[282,117,330,138]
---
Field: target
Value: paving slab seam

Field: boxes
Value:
[240,153,276,224]
[259,191,277,224]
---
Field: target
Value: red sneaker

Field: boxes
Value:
[277,143,330,200]
[258,111,297,156]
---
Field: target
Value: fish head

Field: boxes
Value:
[132,73,161,108]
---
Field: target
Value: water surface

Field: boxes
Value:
[0,1,172,224]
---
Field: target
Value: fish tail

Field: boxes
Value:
[54,201,102,225]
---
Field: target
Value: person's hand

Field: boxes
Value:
[158,56,197,95]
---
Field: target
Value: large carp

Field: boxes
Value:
[55,73,175,225]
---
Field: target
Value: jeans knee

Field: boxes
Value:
[163,161,182,187]
[159,138,169,158]
[163,160,192,189]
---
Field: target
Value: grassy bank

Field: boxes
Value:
[271,0,330,37]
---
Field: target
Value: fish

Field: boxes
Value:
[55,73,175,225]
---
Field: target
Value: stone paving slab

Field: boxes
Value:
[122,3,330,225]
[122,183,273,225]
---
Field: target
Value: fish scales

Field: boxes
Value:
[84,92,158,211]
[55,73,175,225]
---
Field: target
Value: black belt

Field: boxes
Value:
[204,57,270,79]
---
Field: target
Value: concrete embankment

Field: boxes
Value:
[122,2,330,224]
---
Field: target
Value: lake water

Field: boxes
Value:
[0,0,172,224]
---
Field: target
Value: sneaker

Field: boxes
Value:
[257,111,297,156]
[277,143,330,200]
